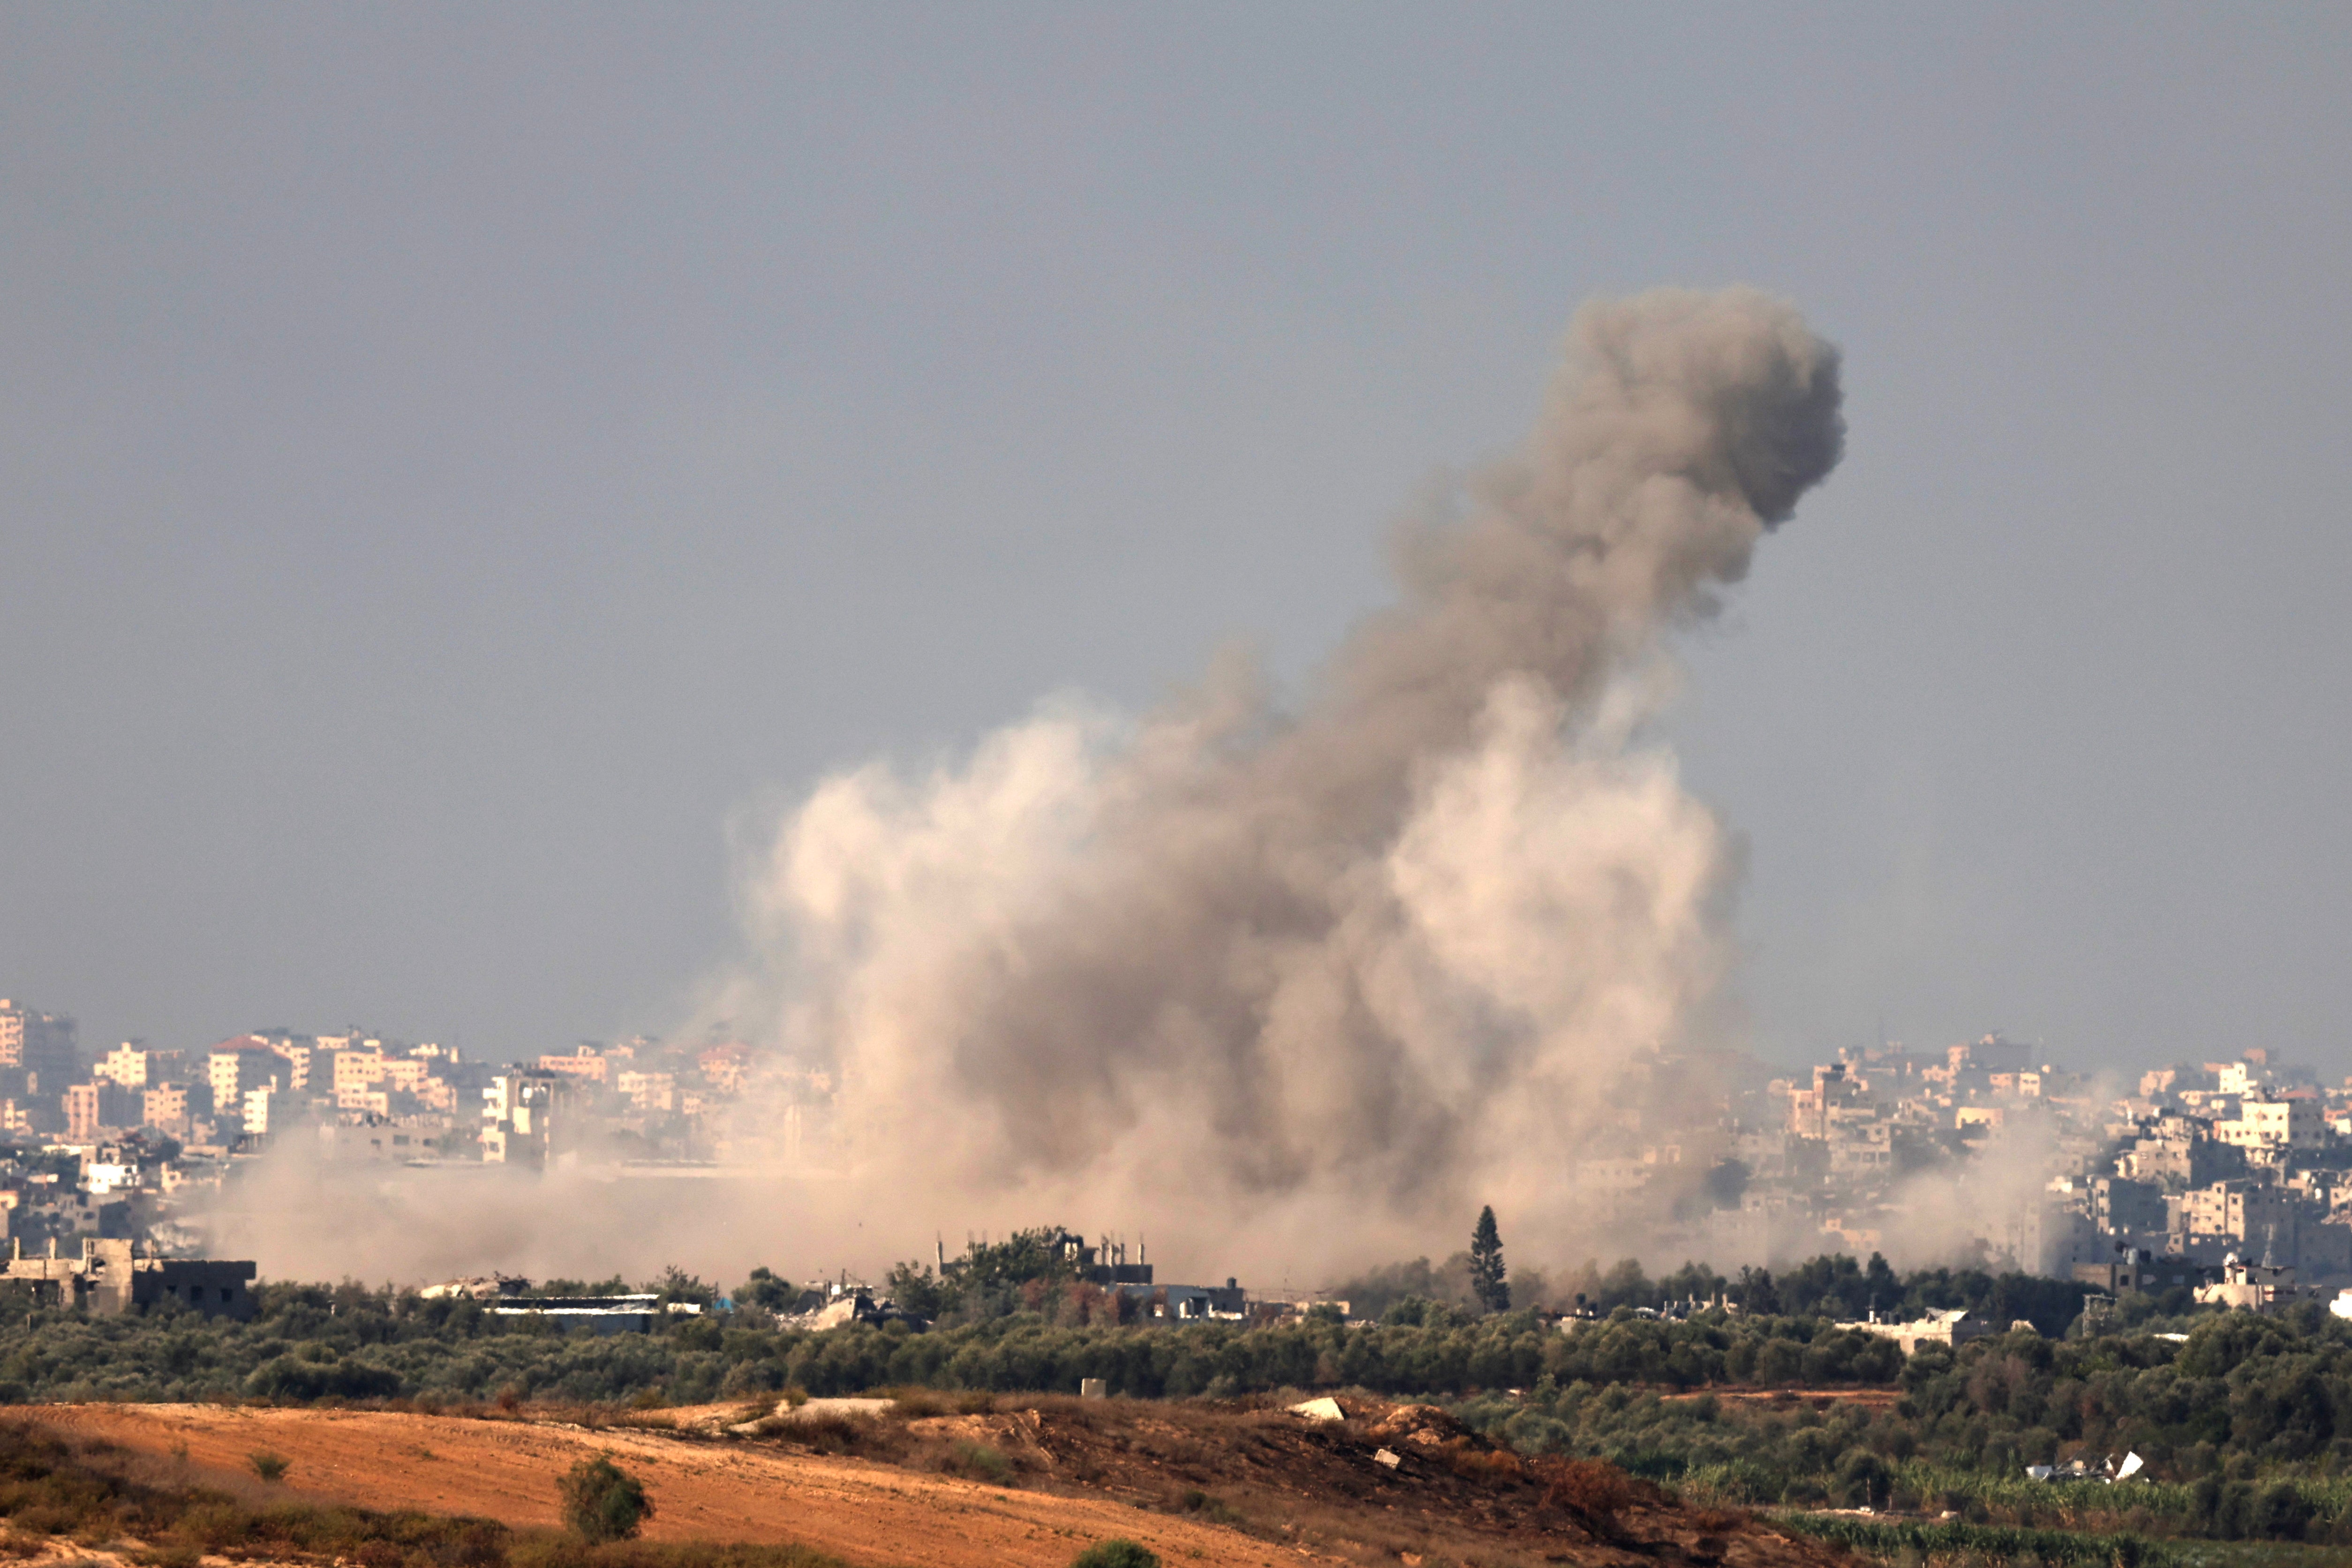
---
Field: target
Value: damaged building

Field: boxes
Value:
[1117,1278,1248,1321]
[2,1237,256,1319]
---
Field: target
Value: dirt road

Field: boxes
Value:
[29,1404,1316,1568]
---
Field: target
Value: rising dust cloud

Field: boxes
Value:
[217,287,1854,1290]
[711,286,1846,1280]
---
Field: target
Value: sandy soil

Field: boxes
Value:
[28,1403,1317,1568]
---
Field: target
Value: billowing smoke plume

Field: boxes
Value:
[716,287,1845,1270]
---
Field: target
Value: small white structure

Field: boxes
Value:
[1844,1307,1990,1356]
[2195,1255,2298,1314]
[2028,1451,2144,1484]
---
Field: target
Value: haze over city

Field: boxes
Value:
[5,9,2348,1086]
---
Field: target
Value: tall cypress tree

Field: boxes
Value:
[1469,1205,1509,1313]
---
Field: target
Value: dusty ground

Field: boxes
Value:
[33,1402,1277,1568]
[27,1399,1851,1568]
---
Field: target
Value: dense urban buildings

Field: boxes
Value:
[1,988,2348,1304]
[1651,1034,2352,1297]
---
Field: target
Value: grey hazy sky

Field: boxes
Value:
[4,6,2348,1077]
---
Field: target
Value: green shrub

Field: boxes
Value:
[1068,1542,1159,1568]
[1833,1447,1890,1510]
[944,1441,1010,1485]
[557,1458,654,1544]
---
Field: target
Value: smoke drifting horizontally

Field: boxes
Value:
[721,287,1846,1270]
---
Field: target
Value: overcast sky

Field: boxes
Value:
[4,5,2348,1077]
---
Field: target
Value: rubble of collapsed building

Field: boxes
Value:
[780,1281,934,1331]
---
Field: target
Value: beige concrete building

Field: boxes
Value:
[142,1084,189,1137]
[537,1050,610,1084]
[2219,1096,2323,1152]
[2,1237,255,1318]
[96,1044,151,1089]
[207,1040,282,1119]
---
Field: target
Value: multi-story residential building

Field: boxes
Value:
[263,1037,313,1091]
[337,1086,391,1116]
[142,1085,189,1138]
[616,1070,677,1114]
[2171,1177,2303,1261]
[241,1085,276,1136]
[206,1040,284,1122]
[62,1082,103,1142]
[1947,1034,2031,1080]
[0,1000,79,1088]
[481,1071,562,1165]
[1787,1063,1861,1140]
[2091,1175,2168,1237]
[2219,1096,2324,1153]
[60,1080,139,1141]
[381,1058,431,1095]
[2118,1116,2245,1189]
[2218,1060,2269,1097]
[536,1050,609,1084]
[95,1044,152,1089]
[332,1049,387,1099]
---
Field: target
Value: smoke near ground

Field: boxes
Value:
[702,286,1847,1280]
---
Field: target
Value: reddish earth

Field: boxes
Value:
[28,1398,1852,1568]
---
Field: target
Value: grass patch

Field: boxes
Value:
[1774,1510,2181,1567]
[937,1442,1009,1485]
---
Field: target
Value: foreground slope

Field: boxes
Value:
[32,1398,1851,1568]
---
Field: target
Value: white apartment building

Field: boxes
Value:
[96,1044,151,1089]
[207,1044,282,1119]
[2218,1061,2269,1096]
[2220,1097,2324,1152]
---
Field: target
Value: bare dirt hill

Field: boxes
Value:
[30,1398,1852,1568]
